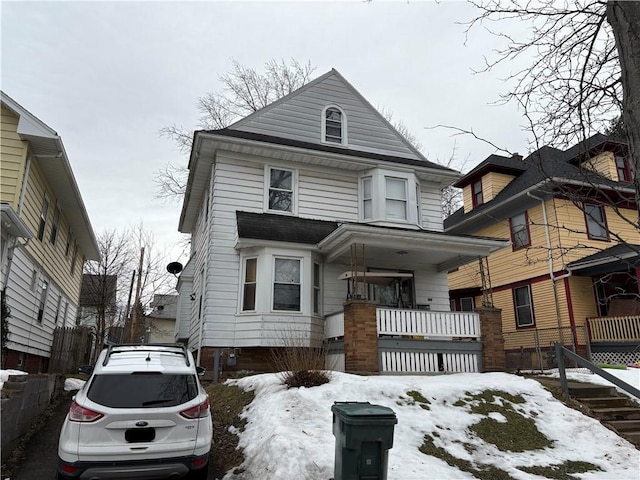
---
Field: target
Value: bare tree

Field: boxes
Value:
[465,0,640,218]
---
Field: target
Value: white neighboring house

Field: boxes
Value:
[175,70,507,371]
[146,294,177,344]
[1,92,99,373]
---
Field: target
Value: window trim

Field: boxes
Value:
[471,180,483,207]
[513,285,535,328]
[272,256,301,313]
[241,257,258,312]
[615,155,632,183]
[583,203,609,241]
[361,177,373,220]
[509,211,531,250]
[37,195,50,241]
[313,262,321,315]
[321,105,347,146]
[37,278,49,323]
[265,166,296,214]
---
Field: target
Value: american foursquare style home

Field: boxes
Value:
[173,70,509,374]
[1,92,99,373]
[445,134,639,368]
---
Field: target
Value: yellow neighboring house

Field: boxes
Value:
[1,92,99,373]
[444,134,639,368]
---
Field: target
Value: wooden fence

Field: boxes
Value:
[48,326,93,374]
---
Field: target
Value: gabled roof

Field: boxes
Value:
[444,135,634,233]
[453,154,527,188]
[566,243,640,276]
[1,91,100,260]
[227,69,428,162]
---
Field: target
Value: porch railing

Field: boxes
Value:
[325,308,481,339]
[587,315,640,343]
[377,308,480,338]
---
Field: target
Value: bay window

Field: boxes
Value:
[273,258,301,311]
[360,169,420,224]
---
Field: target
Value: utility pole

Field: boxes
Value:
[129,247,145,343]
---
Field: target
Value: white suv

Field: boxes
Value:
[57,344,213,480]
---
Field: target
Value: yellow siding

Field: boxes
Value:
[462,184,472,213]
[580,152,617,180]
[0,105,28,207]
[566,276,598,328]
[552,198,637,267]
[22,161,83,301]
[484,172,514,202]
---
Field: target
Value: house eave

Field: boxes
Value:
[0,203,32,238]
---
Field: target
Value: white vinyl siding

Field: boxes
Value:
[231,73,422,160]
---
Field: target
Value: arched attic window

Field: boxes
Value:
[322,105,347,145]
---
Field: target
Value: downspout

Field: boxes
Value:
[527,192,565,343]
[195,160,214,366]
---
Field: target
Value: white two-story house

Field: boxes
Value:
[174,70,507,372]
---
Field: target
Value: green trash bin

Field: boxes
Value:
[331,401,397,480]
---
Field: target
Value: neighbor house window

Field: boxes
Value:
[615,156,632,182]
[273,258,300,311]
[30,269,38,292]
[198,267,205,319]
[514,285,534,328]
[268,167,294,213]
[50,205,61,245]
[472,180,483,207]
[62,301,68,327]
[323,106,344,144]
[460,297,475,312]
[362,177,372,220]
[65,227,72,256]
[70,242,78,274]
[385,177,407,220]
[37,279,49,323]
[510,212,530,249]
[313,262,321,315]
[37,195,50,241]
[584,203,608,240]
[242,258,257,311]
[54,293,62,326]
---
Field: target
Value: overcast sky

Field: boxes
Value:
[1,0,531,266]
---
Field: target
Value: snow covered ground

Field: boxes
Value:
[2,368,639,479]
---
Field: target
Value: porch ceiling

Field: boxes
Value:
[318,224,509,272]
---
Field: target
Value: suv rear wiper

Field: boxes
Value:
[141,399,176,406]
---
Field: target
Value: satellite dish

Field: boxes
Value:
[166,261,183,275]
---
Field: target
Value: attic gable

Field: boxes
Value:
[228,69,425,161]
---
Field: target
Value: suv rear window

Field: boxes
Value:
[87,373,198,408]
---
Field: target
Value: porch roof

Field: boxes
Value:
[567,243,640,276]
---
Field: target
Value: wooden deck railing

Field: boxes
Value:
[324,308,481,339]
[587,315,640,343]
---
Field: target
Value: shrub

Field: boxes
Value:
[270,329,331,388]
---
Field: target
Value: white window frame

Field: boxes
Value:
[265,166,296,214]
[385,177,408,221]
[241,257,258,312]
[362,177,373,220]
[360,169,419,225]
[514,285,534,328]
[37,278,49,323]
[272,256,302,312]
[313,262,321,315]
[321,105,347,146]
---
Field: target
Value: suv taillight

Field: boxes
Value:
[69,400,104,422]
[180,398,210,419]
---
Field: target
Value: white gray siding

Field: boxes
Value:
[232,73,422,160]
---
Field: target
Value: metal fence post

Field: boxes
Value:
[555,342,568,396]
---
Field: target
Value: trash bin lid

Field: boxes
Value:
[332,402,398,424]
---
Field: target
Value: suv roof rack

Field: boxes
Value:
[102,343,190,367]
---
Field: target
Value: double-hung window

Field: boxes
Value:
[37,279,49,323]
[510,212,530,249]
[514,285,534,328]
[313,262,321,315]
[273,258,300,311]
[362,177,373,220]
[37,195,50,241]
[385,177,407,221]
[268,167,294,213]
[472,180,483,207]
[584,203,608,240]
[242,258,257,311]
[50,205,61,245]
[615,156,632,182]
[325,107,343,143]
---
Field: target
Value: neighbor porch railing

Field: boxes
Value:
[587,315,640,342]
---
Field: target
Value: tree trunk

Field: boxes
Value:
[607,1,640,224]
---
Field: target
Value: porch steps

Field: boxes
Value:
[568,384,640,448]
[532,377,640,449]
